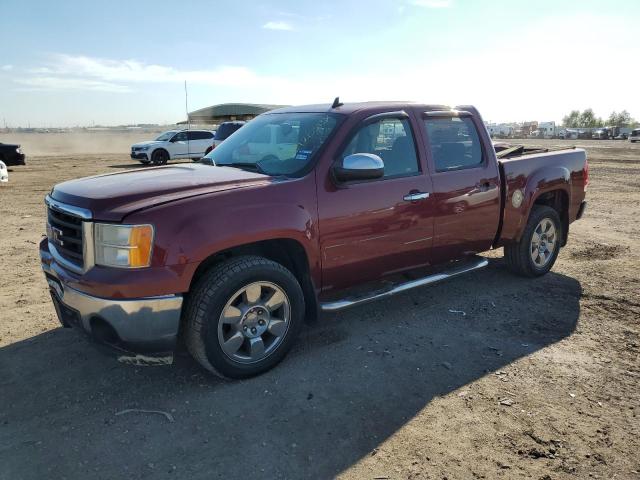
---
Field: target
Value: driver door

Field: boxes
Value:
[168,131,189,158]
[317,112,434,291]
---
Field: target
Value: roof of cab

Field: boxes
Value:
[267,101,452,115]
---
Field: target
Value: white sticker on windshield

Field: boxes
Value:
[295,150,312,160]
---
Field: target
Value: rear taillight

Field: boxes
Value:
[583,159,589,191]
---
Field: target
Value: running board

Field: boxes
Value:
[320,256,489,312]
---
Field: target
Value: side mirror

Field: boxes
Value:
[333,153,384,182]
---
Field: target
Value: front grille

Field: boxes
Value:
[48,206,84,269]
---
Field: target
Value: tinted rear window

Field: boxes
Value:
[424,117,484,172]
[188,131,213,140]
[215,123,244,141]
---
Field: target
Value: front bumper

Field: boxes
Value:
[4,153,26,166]
[41,239,183,356]
[576,201,587,220]
[130,152,149,161]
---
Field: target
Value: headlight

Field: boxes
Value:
[16,147,21,154]
[138,146,150,151]
[94,224,154,268]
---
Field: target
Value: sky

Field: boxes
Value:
[0,0,638,127]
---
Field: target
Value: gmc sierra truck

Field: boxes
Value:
[40,101,588,378]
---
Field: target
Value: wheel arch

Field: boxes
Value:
[531,189,569,246]
[187,238,318,324]
[151,147,170,161]
[515,166,571,243]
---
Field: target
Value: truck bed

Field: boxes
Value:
[495,146,588,246]
[493,143,577,159]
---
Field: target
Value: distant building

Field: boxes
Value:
[485,123,514,138]
[184,103,286,125]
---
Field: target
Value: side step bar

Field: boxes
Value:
[320,256,489,312]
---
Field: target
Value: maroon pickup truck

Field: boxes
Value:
[40,101,588,378]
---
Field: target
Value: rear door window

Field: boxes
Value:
[192,131,213,140]
[215,123,243,141]
[424,117,484,172]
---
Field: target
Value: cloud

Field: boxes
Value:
[409,0,452,7]
[51,54,248,84]
[15,76,132,93]
[1,64,14,71]
[18,54,262,92]
[262,21,294,31]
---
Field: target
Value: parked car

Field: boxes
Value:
[0,160,8,182]
[592,128,611,140]
[609,126,631,140]
[205,121,246,155]
[130,129,215,165]
[577,130,592,139]
[630,129,640,143]
[41,101,588,379]
[560,129,579,140]
[0,142,26,166]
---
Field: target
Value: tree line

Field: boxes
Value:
[563,109,638,128]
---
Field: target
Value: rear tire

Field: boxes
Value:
[505,205,562,277]
[184,256,305,379]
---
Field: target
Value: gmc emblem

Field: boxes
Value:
[51,226,65,246]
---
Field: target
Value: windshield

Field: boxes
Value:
[204,113,340,176]
[155,130,178,141]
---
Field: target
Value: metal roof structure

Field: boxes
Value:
[186,103,286,124]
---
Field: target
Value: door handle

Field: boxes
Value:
[476,180,495,192]
[403,191,430,202]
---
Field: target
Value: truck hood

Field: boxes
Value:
[50,164,273,221]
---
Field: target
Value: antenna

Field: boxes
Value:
[331,97,343,109]
[185,80,191,159]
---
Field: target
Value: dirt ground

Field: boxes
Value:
[0,137,638,480]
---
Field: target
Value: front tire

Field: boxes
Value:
[184,256,305,379]
[151,149,169,165]
[505,205,562,277]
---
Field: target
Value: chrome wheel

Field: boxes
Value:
[217,281,291,364]
[530,217,556,267]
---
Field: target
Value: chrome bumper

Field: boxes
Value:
[41,247,183,355]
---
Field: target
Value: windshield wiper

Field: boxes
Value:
[217,162,268,175]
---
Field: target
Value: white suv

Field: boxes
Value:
[130,129,215,165]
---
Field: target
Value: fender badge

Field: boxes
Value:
[512,189,524,208]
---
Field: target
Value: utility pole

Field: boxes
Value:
[185,80,191,158]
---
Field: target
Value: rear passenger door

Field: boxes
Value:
[188,131,213,156]
[421,112,501,263]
